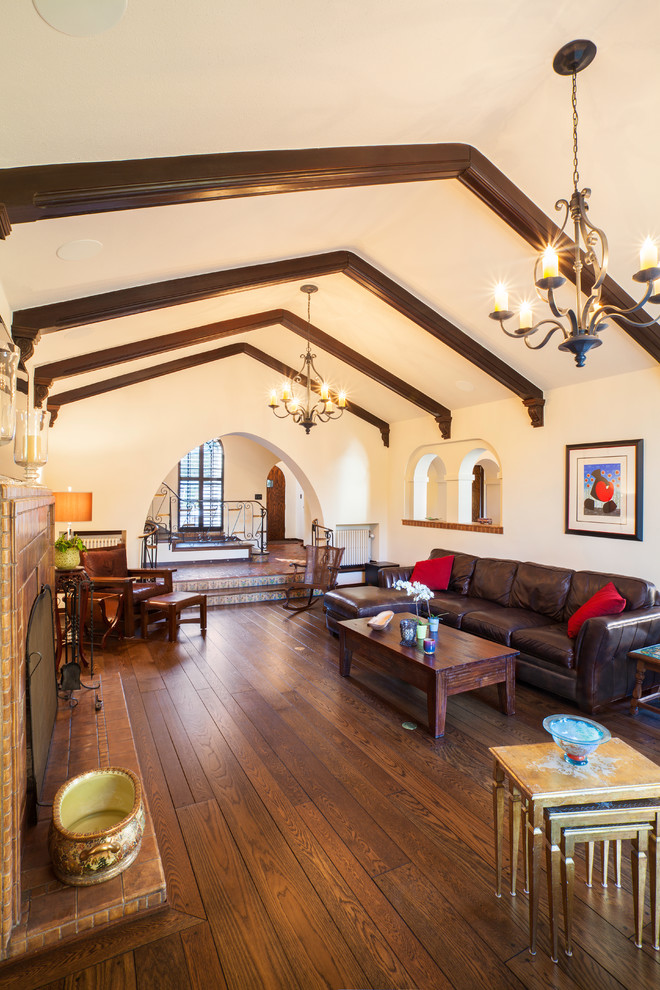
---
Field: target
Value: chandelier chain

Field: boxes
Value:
[572,70,580,191]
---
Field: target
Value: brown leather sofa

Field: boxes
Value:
[323,548,660,713]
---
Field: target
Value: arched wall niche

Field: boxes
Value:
[404,439,502,526]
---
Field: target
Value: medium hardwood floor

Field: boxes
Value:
[3,603,660,989]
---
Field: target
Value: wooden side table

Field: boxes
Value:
[141,591,207,642]
[629,643,660,715]
[490,738,660,955]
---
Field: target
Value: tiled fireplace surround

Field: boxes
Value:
[0,480,165,960]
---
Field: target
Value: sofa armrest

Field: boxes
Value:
[575,606,660,712]
[128,567,175,592]
[378,566,413,588]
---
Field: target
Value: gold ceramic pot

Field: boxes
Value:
[48,767,145,886]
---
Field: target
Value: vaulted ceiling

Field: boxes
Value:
[1,1,659,446]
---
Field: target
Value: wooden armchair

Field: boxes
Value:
[80,544,175,638]
[283,545,344,613]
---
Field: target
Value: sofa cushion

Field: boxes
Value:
[323,586,411,621]
[469,558,518,606]
[567,581,626,639]
[511,624,575,669]
[410,555,453,591]
[461,606,554,647]
[428,592,485,629]
[509,562,574,621]
[565,570,655,618]
[430,549,477,594]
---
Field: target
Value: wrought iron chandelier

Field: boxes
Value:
[489,39,660,368]
[268,284,347,434]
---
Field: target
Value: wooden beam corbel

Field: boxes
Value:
[523,397,545,428]
[435,413,452,439]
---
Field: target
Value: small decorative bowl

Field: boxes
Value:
[542,714,611,766]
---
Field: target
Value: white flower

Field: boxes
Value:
[394,580,433,617]
[394,579,432,601]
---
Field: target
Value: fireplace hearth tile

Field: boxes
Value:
[4,671,167,961]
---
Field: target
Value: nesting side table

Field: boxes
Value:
[629,643,660,715]
[490,737,660,955]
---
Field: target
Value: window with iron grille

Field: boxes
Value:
[178,439,224,532]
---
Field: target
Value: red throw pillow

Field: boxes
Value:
[410,555,454,591]
[567,581,626,639]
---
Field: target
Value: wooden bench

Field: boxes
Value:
[140,591,207,642]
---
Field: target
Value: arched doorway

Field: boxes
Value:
[267,465,285,541]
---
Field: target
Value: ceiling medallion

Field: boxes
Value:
[489,39,660,367]
[33,0,127,37]
[268,285,347,434]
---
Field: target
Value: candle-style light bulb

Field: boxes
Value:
[281,382,291,403]
[337,391,347,409]
[268,389,278,407]
[542,246,559,279]
[640,237,658,271]
[519,302,533,330]
[493,283,508,313]
[319,382,329,401]
[325,399,334,413]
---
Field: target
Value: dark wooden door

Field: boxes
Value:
[267,465,285,541]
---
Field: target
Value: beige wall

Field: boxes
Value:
[387,366,660,587]
[33,357,390,565]
[1,353,657,586]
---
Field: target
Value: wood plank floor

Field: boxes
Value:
[3,603,660,989]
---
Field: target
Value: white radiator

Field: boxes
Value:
[61,530,126,549]
[335,526,372,567]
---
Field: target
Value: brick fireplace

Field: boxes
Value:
[0,480,53,955]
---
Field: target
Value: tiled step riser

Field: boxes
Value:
[174,573,291,593]
[173,574,316,607]
[203,588,321,606]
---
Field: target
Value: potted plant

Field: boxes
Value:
[54,534,87,571]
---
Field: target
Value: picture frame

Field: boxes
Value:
[565,439,643,541]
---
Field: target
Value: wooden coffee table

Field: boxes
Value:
[338,612,517,737]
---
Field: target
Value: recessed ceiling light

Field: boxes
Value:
[56,239,103,261]
[33,0,127,37]
[455,380,475,392]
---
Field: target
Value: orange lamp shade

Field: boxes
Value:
[53,491,93,522]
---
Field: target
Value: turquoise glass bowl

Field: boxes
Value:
[543,714,611,766]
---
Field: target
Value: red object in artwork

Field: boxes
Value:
[593,478,614,502]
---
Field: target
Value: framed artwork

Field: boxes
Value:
[565,439,643,540]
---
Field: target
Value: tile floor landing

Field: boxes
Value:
[6,672,166,960]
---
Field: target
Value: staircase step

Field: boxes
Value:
[173,572,316,607]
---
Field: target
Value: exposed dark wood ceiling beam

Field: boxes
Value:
[3,143,658,360]
[34,308,453,436]
[45,341,391,446]
[1,145,471,222]
[15,251,542,427]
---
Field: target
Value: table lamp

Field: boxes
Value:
[53,490,93,538]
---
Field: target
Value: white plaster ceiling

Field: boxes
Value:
[1,0,659,430]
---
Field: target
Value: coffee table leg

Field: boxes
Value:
[497,657,516,715]
[338,628,352,676]
[429,672,447,737]
[200,596,207,630]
